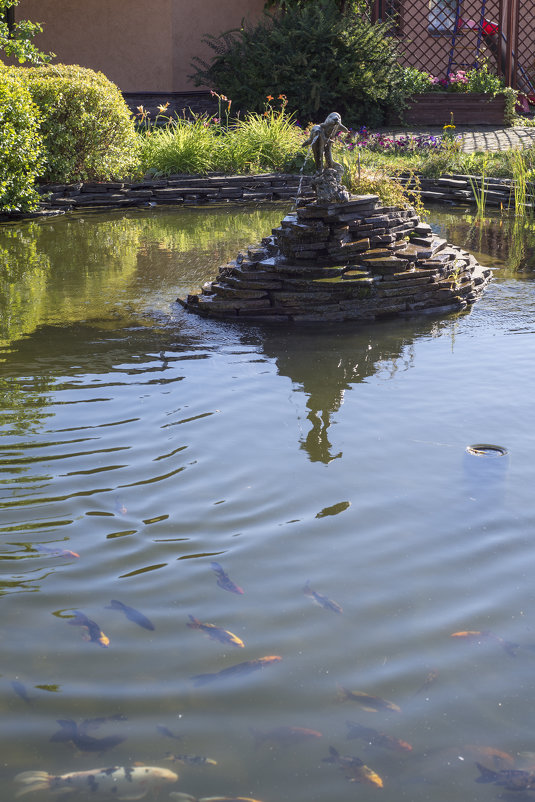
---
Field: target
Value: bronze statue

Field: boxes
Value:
[302,112,351,203]
[302,112,349,172]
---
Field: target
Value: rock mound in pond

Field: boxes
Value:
[178,195,492,323]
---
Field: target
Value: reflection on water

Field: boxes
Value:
[1,205,535,802]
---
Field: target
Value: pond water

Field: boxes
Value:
[1,203,535,802]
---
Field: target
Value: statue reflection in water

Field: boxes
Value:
[259,320,423,464]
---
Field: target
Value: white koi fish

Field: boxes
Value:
[14,765,178,799]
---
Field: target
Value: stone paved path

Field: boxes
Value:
[372,125,535,152]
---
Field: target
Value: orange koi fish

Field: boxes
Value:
[210,562,244,595]
[323,746,383,787]
[462,745,515,770]
[35,544,79,559]
[250,725,322,747]
[345,721,412,752]
[68,611,109,648]
[303,581,343,614]
[191,656,281,686]
[187,616,244,648]
[338,686,401,713]
[450,630,518,656]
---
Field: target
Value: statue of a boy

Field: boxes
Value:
[302,112,349,173]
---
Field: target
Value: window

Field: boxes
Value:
[428,0,459,34]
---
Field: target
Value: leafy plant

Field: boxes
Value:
[138,97,306,176]
[19,64,140,182]
[0,0,52,64]
[0,67,44,211]
[190,0,404,127]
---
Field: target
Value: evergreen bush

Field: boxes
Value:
[20,64,139,182]
[0,67,44,211]
[191,0,403,127]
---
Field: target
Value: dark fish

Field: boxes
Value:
[187,615,244,648]
[50,719,125,753]
[414,669,438,696]
[475,762,535,790]
[451,630,519,656]
[157,725,182,740]
[35,544,79,558]
[191,655,281,686]
[165,753,217,766]
[345,721,412,752]
[68,610,110,648]
[106,599,155,631]
[303,581,343,614]
[210,562,244,595]
[323,745,383,787]
[337,686,401,713]
[11,680,32,704]
[250,726,322,747]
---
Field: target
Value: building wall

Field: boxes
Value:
[15,0,266,92]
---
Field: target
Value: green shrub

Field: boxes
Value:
[19,64,139,182]
[191,0,404,128]
[0,67,44,211]
[139,103,305,176]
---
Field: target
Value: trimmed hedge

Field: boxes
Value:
[0,66,44,211]
[19,64,139,183]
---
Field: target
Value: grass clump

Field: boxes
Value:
[138,98,306,176]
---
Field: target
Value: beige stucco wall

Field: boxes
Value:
[15,0,266,91]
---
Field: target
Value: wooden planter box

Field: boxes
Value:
[389,93,507,126]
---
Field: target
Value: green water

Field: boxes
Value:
[1,203,535,802]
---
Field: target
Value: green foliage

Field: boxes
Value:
[19,64,139,182]
[191,0,404,127]
[138,103,305,176]
[0,0,52,64]
[465,63,505,94]
[397,66,434,96]
[0,67,44,211]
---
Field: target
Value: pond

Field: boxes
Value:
[1,202,535,802]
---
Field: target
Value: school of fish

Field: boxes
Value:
[11,555,530,800]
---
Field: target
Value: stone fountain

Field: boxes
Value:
[178,113,492,323]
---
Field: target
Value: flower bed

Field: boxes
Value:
[393,93,508,126]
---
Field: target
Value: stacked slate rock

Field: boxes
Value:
[178,194,492,323]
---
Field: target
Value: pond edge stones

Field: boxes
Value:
[178,194,493,323]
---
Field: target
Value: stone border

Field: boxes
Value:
[0,171,526,223]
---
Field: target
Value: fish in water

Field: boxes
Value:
[250,726,322,747]
[303,581,343,614]
[323,746,384,788]
[171,796,263,802]
[337,686,401,713]
[68,611,110,648]
[191,656,281,686]
[187,615,244,648]
[157,725,182,740]
[450,630,518,656]
[50,719,126,753]
[461,745,515,770]
[414,669,438,696]
[14,765,178,799]
[345,721,412,752]
[474,762,535,790]
[164,753,217,766]
[106,600,155,631]
[11,681,32,705]
[210,562,244,595]
[34,544,79,559]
